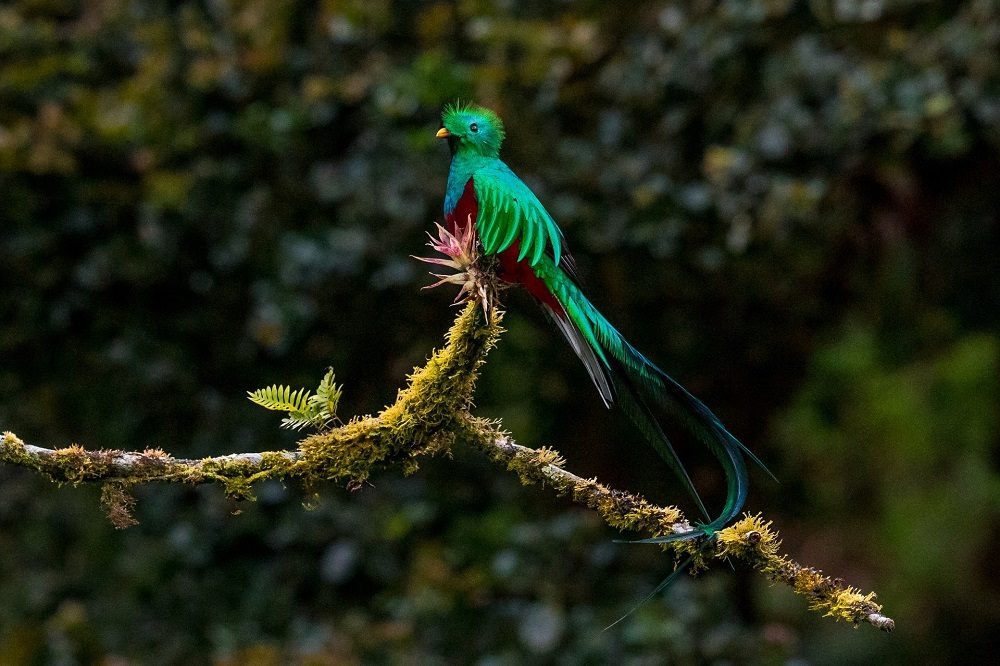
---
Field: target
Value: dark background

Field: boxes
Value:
[2,1,998,663]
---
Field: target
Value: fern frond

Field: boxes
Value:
[248,370,343,433]
[309,368,342,421]
[247,385,313,413]
[281,414,330,431]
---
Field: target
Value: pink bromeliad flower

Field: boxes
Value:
[412,217,491,314]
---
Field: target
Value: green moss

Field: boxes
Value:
[717,514,781,561]
[221,476,257,502]
[1,431,30,465]
[462,418,689,544]
[298,303,502,487]
[715,513,885,627]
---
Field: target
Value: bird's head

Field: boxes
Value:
[436,103,505,157]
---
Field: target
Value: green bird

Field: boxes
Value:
[434,103,768,542]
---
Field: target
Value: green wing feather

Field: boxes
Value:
[472,162,563,267]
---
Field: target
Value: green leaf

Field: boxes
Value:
[247,385,313,413]
[280,414,325,431]
[248,369,343,433]
[309,367,342,421]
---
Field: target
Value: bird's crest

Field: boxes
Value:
[440,102,506,156]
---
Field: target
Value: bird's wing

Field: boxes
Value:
[472,162,565,268]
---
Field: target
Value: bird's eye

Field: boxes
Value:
[469,123,479,133]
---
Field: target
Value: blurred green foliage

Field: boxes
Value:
[2,0,999,662]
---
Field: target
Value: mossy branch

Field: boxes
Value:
[1,303,499,508]
[0,301,893,632]
[455,419,893,631]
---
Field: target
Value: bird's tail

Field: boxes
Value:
[538,265,770,538]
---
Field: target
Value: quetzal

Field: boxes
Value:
[433,103,766,542]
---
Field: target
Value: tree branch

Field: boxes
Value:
[0,301,893,632]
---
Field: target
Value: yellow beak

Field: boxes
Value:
[435,127,451,139]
